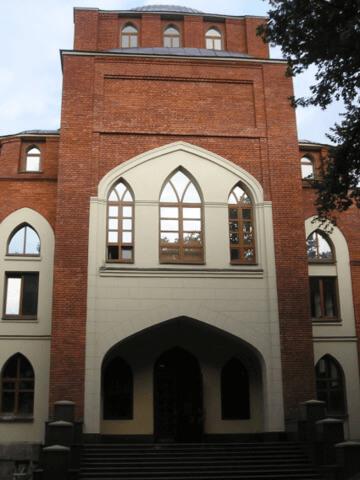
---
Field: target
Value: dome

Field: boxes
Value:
[131,5,204,14]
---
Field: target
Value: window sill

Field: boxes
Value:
[2,318,38,323]
[18,170,44,174]
[312,318,342,325]
[4,256,42,262]
[0,415,33,423]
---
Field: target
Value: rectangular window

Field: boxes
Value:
[310,277,338,321]
[4,273,39,319]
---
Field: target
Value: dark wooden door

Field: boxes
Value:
[154,347,203,443]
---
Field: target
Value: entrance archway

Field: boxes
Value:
[154,347,203,442]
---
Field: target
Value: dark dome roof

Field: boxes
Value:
[131,5,203,14]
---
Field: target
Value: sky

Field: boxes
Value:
[0,0,344,142]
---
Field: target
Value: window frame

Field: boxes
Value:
[163,25,181,48]
[316,355,347,416]
[121,23,139,48]
[205,27,223,50]
[309,276,340,322]
[301,156,315,180]
[306,230,335,264]
[22,145,42,173]
[3,272,39,320]
[6,224,41,257]
[159,170,204,265]
[0,354,35,418]
[106,180,135,264]
[228,184,256,265]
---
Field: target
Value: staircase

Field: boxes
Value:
[78,442,324,480]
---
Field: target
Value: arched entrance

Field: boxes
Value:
[154,347,203,442]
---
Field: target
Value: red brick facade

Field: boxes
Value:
[0,6,358,428]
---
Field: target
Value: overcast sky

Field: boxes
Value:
[0,0,344,142]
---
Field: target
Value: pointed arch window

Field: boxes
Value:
[7,224,40,256]
[301,157,314,179]
[103,357,133,420]
[25,146,41,172]
[205,28,222,50]
[107,180,134,263]
[164,25,181,48]
[316,355,346,415]
[221,358,250,419]
[307,230,334,262]
[1,354,34,416]
[228,184,255,264]
[160,170,203,264]
[121,24,138,48]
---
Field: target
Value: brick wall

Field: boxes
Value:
[74,8,269,57]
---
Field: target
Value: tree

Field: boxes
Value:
[258,0,360,218]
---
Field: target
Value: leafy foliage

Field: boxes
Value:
[258,0,360,217]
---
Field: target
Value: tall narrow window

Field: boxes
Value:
[107,180,134,263]
[310,277,338,320]
[228,184,255,264]
[160,170,203,264]
[121,24,138,48]
[7,224,40,256]
[221,358,250,419]
[4,273,39,319]
[163,26,181,48]
[316,355,346,415]
[205,28,222,50]
[1,354,34,416]
[103,357,133,420]
[301,157,314,179]
[25,147,41,172]
[307,231,334,262]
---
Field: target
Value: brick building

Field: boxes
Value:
[0,4,359,474]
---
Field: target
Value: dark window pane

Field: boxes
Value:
[310,278,321,318]
[19,357,34,379]
[22,274,39,316]
[18,392,34,414]
[229,222,238,232]
[323,278,337,317]
[242,209,251,220]
[229,208,238,220]
[1,392,15,413]
[108,245,119,260]
[231,249,240,261]
[3,359,17,378]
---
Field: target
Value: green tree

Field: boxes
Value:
[258,0,360,218]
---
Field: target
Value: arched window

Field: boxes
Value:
[121,24,138,48]
[301,157,314,179]
[103,357,133,420]
[25,146,41,172]
[316,355,346,415]
[221,358,250,419]
[160,169,203,263]
[228,184,255,264]
[7,224,40,256]
[307,230,334,262]
[163,25,181,48]
[205,28,222,50]
[107,180,134,262]
[1,354,34,416]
